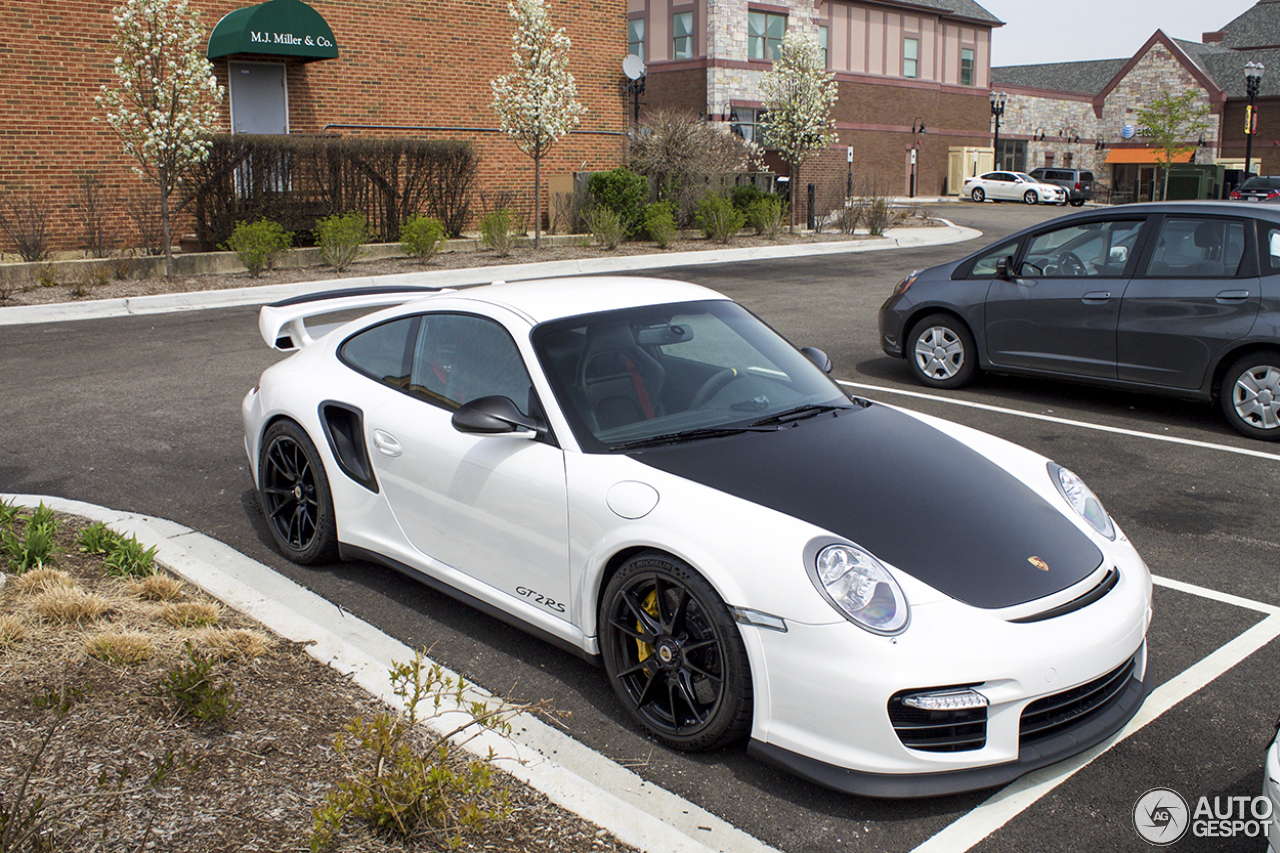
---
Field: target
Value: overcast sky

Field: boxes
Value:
[980,0,1259,67]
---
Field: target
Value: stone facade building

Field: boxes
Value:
[992,1,1280,202]
[629,0,1004,213]
[1,0,631,255]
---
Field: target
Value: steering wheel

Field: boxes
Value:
[689,368,741,408]
[1056,250,1087,276]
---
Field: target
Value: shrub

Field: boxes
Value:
[0,192,53,262]
[311,652,518,850]
[0,497,22,527]
[582,205,625,250]
[31,587,110,623]
[401,214,447,263]
[731,183,769,211]
[223,219,293,278]
[479,209,518,257]
[162,641,240,723]
[0,613,24,650]
[86,629,154,664]
[132,573,185,602]
[643,201,678,248]
[860,197,894,237]
[159,601,221,628]
[101,533,158,578]
[745,197,785,238]
[587,167,648,236]
[3,512,60,573]
[695,193,746,244]
[76,521,119,555]
[35,263,58,288]
[314,212,370,272]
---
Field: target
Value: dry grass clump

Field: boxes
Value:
[85,628,154,664]
[12,566,75,594]
[0,613,25,649]
[131,573,185,601]
[190,627,271,660]
[158,600,220,627]
[30,585,110,623]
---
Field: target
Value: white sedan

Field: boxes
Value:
[243,277,1152,797]
[963,171,1068,204]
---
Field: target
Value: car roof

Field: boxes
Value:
[438,276,729,325]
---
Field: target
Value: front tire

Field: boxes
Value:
[259,420,339,563]
[1070,199,1085,207]
[1221,354,1280,440]
[907,313,978,389]
[1024,190,1038,205]
[599,552,753,751]
[971,187,985,203]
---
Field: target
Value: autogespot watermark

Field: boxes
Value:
[1133,787,1276,845]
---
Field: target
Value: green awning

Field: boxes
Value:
[207,0,338,61]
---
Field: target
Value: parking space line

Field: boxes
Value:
[909,576,1280,853]
[838,381,1280,462]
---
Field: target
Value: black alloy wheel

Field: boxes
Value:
[600,552,752,751]
[259,420,339,564]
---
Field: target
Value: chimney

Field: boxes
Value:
[1203,31,1224,44]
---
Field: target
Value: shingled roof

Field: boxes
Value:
[1175,39,1280,97]
[894,0,1002,24]
[991,59,1128,95]
[1212,0,1280,50]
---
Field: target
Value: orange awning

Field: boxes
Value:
[1104,147,1196,165]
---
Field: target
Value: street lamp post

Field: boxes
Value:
[910,118,926,198]
[1245,62,1264,178]
[989,91,1008,170]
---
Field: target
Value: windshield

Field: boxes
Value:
[532,299,851,451]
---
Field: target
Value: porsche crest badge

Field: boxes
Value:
[1028,556,1049,572]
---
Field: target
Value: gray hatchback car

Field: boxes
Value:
[878,201,1280,439]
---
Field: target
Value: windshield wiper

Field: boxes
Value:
[749,403,848,427]
[613,424,780,451]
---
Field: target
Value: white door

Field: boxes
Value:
[229,62,287,134]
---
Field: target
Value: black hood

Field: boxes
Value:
[628,403,1102,609]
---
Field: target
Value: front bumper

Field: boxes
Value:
[750,643,1150,798]
[1264,728,1280,851]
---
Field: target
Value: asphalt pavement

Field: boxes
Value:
[4,200,1277,853]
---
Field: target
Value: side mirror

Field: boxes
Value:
[995,256,1014,281]
[452,395,542,438]
[800,346,833,374]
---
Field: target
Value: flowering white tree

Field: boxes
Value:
[491,0,587,248]
[759,31,839,231]
[96,0,223,276]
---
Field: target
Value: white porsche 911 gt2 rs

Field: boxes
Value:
[242,276,1153,797]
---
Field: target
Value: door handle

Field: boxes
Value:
[1081,291,1112,303]
[1216,290,1250,303]
[373,430,402,457]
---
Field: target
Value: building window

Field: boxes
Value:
[628,18,645,62]
[996,139,1027,172]
[960,47,974,86]
[673,11,693,59]
[818,25,829,67]
[903,37,918,79]
[731,107,764,143]
[749,11,785,61]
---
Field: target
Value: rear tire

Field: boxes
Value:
[259,420,339,564]
[1220,354,1280,440]
[907,314,978,389]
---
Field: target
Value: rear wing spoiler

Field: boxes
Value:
[258,285,452,350]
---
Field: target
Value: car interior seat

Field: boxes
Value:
[576,321,665,431]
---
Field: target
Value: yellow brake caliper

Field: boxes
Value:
[636,589,659,666]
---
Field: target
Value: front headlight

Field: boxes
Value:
[1049,463,1116,540]
[891,271,922,297]
[808,543,909,635]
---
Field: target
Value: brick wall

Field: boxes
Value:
[0,0,629,255]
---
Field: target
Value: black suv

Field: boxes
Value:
[1028,167,1095,207]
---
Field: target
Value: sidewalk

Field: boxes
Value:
[0,220,980,326]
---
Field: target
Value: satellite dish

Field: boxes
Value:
[623,54,646,81]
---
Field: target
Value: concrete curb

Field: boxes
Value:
[0,222,980,326]
[3,493,781,853]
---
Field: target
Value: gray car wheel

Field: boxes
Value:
[1221,355,1280,440]
[1024,189,1038,205]
[907,314,978,389]
[971,187,985,202]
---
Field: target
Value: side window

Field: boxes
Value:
[409,314,534,412]
[970,240,1019,276]
[1022,220,1144,277]
[1264,226,1280,274]
[1143,218,1246,278]
[339,317,418,388]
